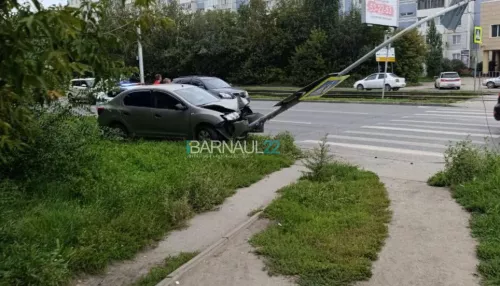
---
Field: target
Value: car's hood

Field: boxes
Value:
[211,87,245,94]
[202,97,249,113]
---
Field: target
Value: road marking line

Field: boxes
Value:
[253,107,370,115]
[326,135,446,148]
[434,108,486,112]
[402,116,489,122]
[391,119,491,127]
[425,110,489,115]
[269,120,312,125]
[361,126,500,138]
[379,123,493,132]
[300,140,443,157]
[344,130,487,144]
[414,113,487,118]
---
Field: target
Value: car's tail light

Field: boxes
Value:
[97,106,105,115]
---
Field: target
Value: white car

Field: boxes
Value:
[483,76,500,89]
[354,73,406,91]
[434,72,461,90]
[68,78,106,103]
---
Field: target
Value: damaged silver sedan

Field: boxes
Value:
[97,84,264,140]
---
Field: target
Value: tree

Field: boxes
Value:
[290,29,328,85]
[393,29,426,83]
[426,20,443,77]
[450,59,467,73]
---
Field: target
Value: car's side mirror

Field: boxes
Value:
[175,103,187,110]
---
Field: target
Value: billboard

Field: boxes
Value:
[361,0,399,27]
[474,26,482,44]
[376,47,396,62]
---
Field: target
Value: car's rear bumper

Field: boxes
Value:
[440,82,461,88]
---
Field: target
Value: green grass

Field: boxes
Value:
[250,94,467,105]
[133,252,198,286]
[251,162,391,286]
[428,141,500,285]
[0,115,300,285]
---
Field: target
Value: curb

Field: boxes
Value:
[155,211,263,286]
[251,98,453,107]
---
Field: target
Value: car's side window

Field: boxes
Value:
[192,79,205,88]
[377,74,386,79]
[123,91,153,107]
[71,81,81,87]
[152,91,182,110]
[366,74,377,80]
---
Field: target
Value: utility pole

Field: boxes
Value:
[137,26,145,84]
[381,30,391,99]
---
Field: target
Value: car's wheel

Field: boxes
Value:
[107,122,128,139]
[356,84,364,91]
[392,87,400,91]
[384,84,391,92]
[457,87,461,90]
[196,125,219,141]
[487,82,495,89]
[434,83,438,89]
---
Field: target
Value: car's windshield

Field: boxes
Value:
[202,78,231,89]
[85,79,95,87]
[175,87,220,106]
[442,73,459,78]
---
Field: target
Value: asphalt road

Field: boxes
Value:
[251,98,500,160]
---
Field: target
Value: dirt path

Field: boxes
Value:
[356,177,479,286]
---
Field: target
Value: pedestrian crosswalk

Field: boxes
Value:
[297,107,499,158]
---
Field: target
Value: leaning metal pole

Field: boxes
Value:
[247,0,472,130]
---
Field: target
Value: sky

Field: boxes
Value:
[40,0,67,7]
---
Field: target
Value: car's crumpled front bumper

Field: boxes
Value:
[215,112,265,139]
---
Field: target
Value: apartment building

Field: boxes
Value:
[480,0,500,75]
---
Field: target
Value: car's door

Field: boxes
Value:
[495,77,500,86]
[121,90,155,136]
[151,90,191,137]
[363,74,378,88]
[373,73,387,89]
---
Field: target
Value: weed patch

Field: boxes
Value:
[133,252,198,286]
[0,114,299,285]
[251,140,390,285]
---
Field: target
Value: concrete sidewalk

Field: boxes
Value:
[169,150,479,286]
[75,164,305,286]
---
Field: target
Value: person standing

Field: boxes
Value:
[162,78,171,84]
[153,74,162,85]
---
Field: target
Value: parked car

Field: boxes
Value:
[172,76,250,100]
[494,93,500,121]
[97,84,264,140]
[353,73,406,91]
[483,76,500,89]
[68,78,101,103]
[96,80,142,104]
[434,72,462,90]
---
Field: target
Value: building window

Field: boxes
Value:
[492,25,500,38]
[452,53,460,60]
[418,0,444,10]
[452,35,461,45]
[400,12,415,17]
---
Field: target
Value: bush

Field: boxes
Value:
[0,112,299,285]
